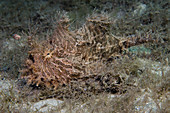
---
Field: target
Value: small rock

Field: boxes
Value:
[133,3,147,16]
[31,99,63,112]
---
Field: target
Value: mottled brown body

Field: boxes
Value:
[21,15,156,89]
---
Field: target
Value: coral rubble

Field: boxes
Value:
[21,15,156,90]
